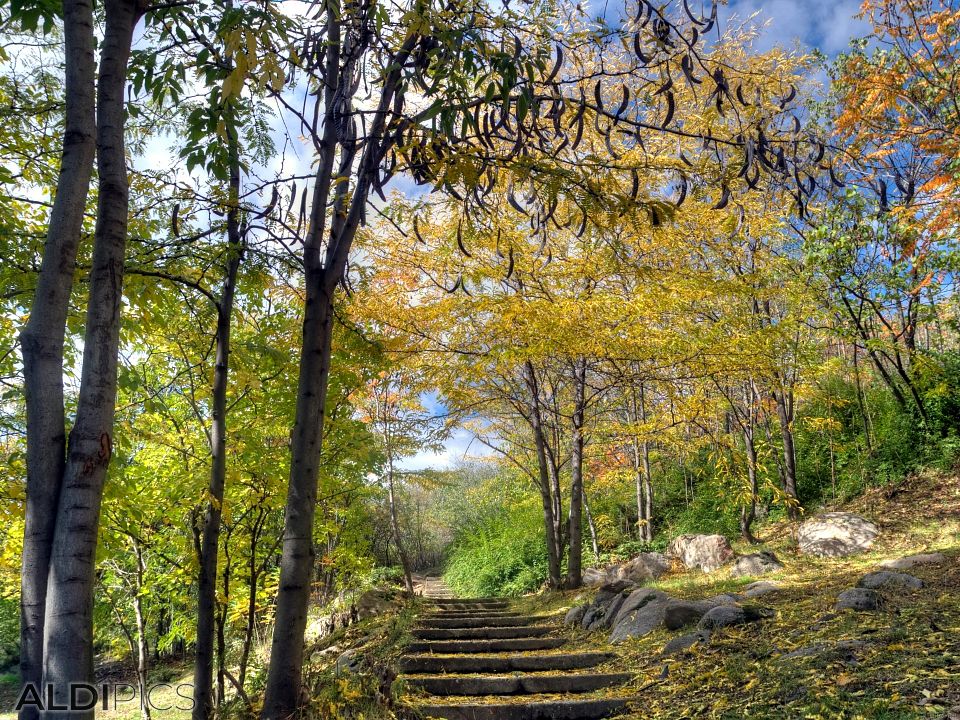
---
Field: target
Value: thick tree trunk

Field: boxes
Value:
[18,2,96,713]
[41,2,141,716]
[261,290,334,718]
[566,359,586,589]
[193,115,244,720]
[523,361,563,589]
[261,26,413,717]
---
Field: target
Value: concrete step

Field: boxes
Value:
[411,626,553,641]
[418,616,544,629]
[426,610,520,619]
[400,652,615,675]
[406,638,567,654]
[415,697,636,719]
[407,672,634,696]
[430,599,508,608]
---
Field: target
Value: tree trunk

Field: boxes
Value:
[216,539,230,709]
[239,509,265,690]
[386,458,414,594]
[773,388,800,517]
[582,487,599,559]
[18,2,96,713]
[631,385,654,543]
[261,26,414,717]
[566,359,586,589]
[41,3,141,715]
[523,361,563,589]
[132,542,151,720]
[851,342,873,452]
[193,112,244,720]
[740,424,759,544]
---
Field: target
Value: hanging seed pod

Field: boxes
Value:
[712,185,730,210]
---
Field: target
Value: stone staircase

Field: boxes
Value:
[401,598,637,720]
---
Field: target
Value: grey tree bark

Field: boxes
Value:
[131,541,151,720]
[17,2,96,714]
[772,387,800,518]
[41,2,142,716]
[566,358,586,589]
[193,111,244,720]
[522,361,563,589]
[261,24,416,717]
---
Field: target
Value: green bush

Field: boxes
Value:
[0,596,19,671]
[444,499,548,598]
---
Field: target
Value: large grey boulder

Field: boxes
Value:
[571,580,637,632]
[609,589,713,644]
[698,605,769,630]
[564,605,587,627]
[582,567,607,587]
[335,649,362,674]
[667,534,735,572]
[798,513,879,557]
[730,551,783,578]
[836,587,881,611]
[857,570,924,590]
[743,580,781,598]
[615,552,671,583]
[355,588,399,620]
[878,552,946,570]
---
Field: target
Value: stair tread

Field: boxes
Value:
[405,672,634,696]
[414,695,638,720]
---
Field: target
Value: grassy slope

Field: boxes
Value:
[513,470,960,719]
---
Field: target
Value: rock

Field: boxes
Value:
[609,591,712,644]
[663,601,712,630]
[836,587,881,611]
[355,588,399,620]
[697,605,768,630]
[615,552,671,583]
[574,580,635,632]
[611,588,669,627]
[857,570,924,590]
[662,630,711,656]
[730,551,783,578]
[335,649,362,674]
[595,580,634,603]
[667,534,735,572]
[564,605,587,627]
[609,594,675,644]
[797,512,879,558]
[743,581,781,598]
[704,593,742,606]
[878,552,946,570]
[582,567,607,587]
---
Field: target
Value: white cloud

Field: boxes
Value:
[397,427,496,471]
[722,0,869,56]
